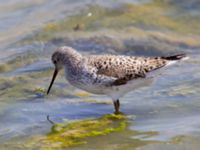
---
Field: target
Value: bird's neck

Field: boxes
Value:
[63,56,84,82]
[63,52,84,73]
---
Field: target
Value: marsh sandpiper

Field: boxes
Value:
[47,46,188,114]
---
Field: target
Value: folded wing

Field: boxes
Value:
[87,54,186,86]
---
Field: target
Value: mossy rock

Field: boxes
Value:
[29,114,127,149]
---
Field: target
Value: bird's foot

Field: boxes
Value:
[113,111,124,115]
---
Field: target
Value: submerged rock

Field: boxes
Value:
[26,114,127,149]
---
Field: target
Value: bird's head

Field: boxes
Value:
[47,46,82,94]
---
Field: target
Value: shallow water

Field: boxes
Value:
[0,0,200,150]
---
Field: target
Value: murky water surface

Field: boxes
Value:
[0,0,200,149]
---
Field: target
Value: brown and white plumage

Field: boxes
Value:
[47,46,188,113]
[88,54,187,85]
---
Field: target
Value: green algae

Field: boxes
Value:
[28,1,200,41]
[0,53,39,73]
[4,114,128,150]
[167,84,200,97]
[0,51,70,101]
[19,114,128,150]
[190,60,200,64]
[74,91,91,97]
[4,133,200,150]
[20,1,200,52]
[0,56,51,101]
[80,99,112,105]
[1,113,162,150]
[139,136,200,150]
[0,69,53,101]
[34,87,46,94]
[74,91,112,104]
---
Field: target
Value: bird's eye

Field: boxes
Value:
[53,60,57,64]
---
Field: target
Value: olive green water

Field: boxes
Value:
[0,0,200,150]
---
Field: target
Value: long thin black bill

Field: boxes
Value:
[47,69,58,95]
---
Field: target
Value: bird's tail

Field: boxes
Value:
[161,54,189,61]
[162,53,189,67]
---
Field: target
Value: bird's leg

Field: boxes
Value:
[113,99,120,114]
[117,99,120,109]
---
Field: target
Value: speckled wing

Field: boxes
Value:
[83,63,117,87]
[88,55,168,86]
